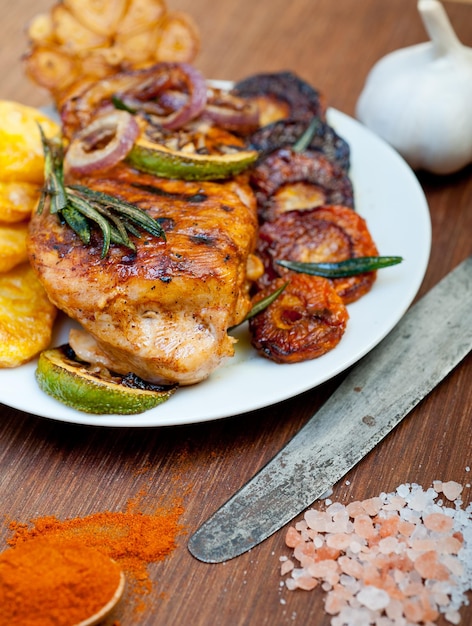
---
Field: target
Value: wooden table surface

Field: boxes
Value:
[1,1,471,625]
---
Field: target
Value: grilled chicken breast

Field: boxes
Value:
[28,164,259,385]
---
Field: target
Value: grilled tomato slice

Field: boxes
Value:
[249,275,348,364]
[250,149,354,222]
[256,205,379,303]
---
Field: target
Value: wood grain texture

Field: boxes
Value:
[0,1,471,625]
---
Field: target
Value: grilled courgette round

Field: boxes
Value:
[35,345,177,415]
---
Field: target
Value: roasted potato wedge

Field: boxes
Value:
[0,222,29,273]
[0,182,41,223]
[0,262,56,368]
[0,101,59,184]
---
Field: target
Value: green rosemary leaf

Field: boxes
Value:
[112,95,137,114]
[70,185,166,240]
[39,127,68,215]
[68,193,112,258]
[50,171,68,215]
[246,282,289,319]
[37,187,48,216]
[277,256,403,278]
[293,117,320,153]
[61,205,91,245]
[89,201,135,250]
[122,220,142,239]
[108,225,134,248]
[228,282,288,332]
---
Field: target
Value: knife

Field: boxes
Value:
[188,256,472,563]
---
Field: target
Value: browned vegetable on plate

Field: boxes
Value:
[250,149,355,222]
[233,71,327,127]
[249,274,349,364]
[248,118,351,172]
[255,205,379,304]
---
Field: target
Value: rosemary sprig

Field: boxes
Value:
[228,282,288,331]
[39,128,166,258]
[277,256,403,278]
[293,117,320,153]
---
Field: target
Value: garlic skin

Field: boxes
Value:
[356,0,472,175]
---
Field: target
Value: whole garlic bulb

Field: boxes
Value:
[356,0,472,175]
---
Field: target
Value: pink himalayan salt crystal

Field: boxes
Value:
[307,559,339,581]
[281,481,472,626]
[293,542,316,567]
[442,480,463,502]
[434,590,452,606]
[413,550,452,581]
[346,500,366,518]
[382,495,406,511]
[305,509,329,532]
[410,538,438,552]
[442,554,464,577]
[360,497,383,516]
[378,535,401,554]
[337,554,364,578]
[437,535,463,554]
[376,513,400,538]
[280,558,294,576]
[424,512,454,533]
[326,533,353,551]
[403,596,439,623]
[357,585,390,610]
[324,588,350,615]
[326,502,347,516]
[385,597,404,620]
[353,513,377,539]
[293,575,318,591]
[285,526,303,548]
[398,519,416,537]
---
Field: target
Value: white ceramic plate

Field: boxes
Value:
[0,108,431,427]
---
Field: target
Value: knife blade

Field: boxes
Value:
[188,256,472,563]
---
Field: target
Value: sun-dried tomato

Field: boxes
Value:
[233,71,327,126]
[250,149,354,222]
[248,118,351,172]
[249,275,349,364]
[256,205,379,304]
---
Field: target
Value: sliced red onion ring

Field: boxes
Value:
[64,110,140,175]
[62,63,208,138]
[159,63,207,130]
[202,102,260,134]
[108,64,207,130]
